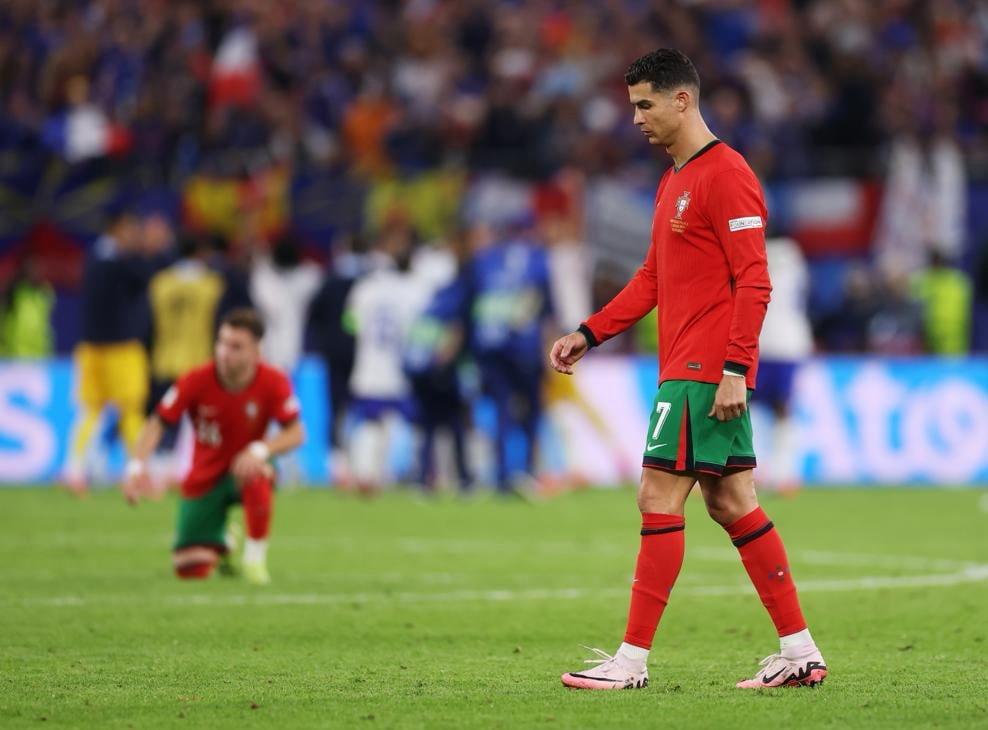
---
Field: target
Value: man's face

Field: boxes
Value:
[141,213,174,254]
[214,325,260,382]
[115,215,142,251]
[628,81,684,147]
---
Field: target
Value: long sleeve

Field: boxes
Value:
[581,237,657,346]
[706,168,772,373]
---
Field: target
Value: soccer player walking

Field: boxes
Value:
[123,308,304,585]
[550,50,827,690]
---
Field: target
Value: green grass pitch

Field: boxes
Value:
[1,486,986,728]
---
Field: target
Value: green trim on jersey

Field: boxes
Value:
[642,380,756,475]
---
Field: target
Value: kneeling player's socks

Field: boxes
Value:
[725,507,807,637]
[245,538,268,564]
[623,513,685,651]
[241,475,273,540]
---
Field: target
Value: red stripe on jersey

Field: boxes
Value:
[674,399,689,472]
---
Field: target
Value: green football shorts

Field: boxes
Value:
[174,475,240,552]
[641,380,756,476]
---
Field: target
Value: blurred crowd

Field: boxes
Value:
[2,0,986,178]
[0,0,986,360]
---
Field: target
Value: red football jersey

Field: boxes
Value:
[157,362,301,497]
[582,141,772,389]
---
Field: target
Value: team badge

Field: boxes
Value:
[245,401,258,419]
[671,190,690,233]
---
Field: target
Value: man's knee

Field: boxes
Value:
[173,546,221,579]
[703,492,739,526]
[700,470,758,526]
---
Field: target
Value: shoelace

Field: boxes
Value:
[580,645,617,666]
[755,653,794,678]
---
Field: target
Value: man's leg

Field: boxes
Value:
[240,471,274,585]
[172,481,234,579]
[561,467,694,690]
[65,344,104,495]
[698,469,827,687]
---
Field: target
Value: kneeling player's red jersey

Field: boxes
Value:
[157,362,300,497]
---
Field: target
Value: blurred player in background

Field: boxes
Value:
[147,233,226,488]
[307,233,371,486]
[123,308,304,585]
[403,232,474,493]
[64,204,165,495]
[345,220,432,492]
[468,225,554,494]
[754,235,813,494]
[550,50,826,691]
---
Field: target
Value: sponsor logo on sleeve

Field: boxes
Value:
[284,395,300,415]
[728,216,763,232]
[161,386,178,409]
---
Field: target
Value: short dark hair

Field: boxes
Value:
[625,49,700,93]
[220,308,265,340]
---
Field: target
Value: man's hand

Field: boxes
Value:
[549,331,590,375]
[122,461,151,506]
[231,442,269,483]
[708,374,747,422]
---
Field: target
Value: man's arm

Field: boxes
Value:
[580,238,658,348]
[549,236,657,374]
[122,415,166,505]
[707,168,773,420]
[230,418,306,483]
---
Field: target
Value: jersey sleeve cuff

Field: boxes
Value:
[723,360,749,377]
[577,323,599,349]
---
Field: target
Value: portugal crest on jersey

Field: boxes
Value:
[671,190,691,233]
[674,190,691,219]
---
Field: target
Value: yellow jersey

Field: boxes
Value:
[149,262,225,380]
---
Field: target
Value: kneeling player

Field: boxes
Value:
[122,308,304,584]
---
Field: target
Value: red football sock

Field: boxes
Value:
[725,506,807,637]
[175,562,213,579]
[241,475,273,540]
[623,513,686,650]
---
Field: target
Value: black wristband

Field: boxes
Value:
[723,360,749,376]
[577,324,599,348]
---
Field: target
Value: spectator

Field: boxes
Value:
[911,250,973,355]
[0,254,54,358]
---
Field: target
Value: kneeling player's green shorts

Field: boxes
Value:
[642,380,756,476]
[174,475,240,552]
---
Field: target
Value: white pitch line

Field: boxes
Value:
[11,563,988,609]
[7,537,980,572]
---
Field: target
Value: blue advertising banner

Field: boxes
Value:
[0,356,985,486]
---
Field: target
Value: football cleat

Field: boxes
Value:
[561,647,649,690]
[243,558,270,586]
[735,650,828,688]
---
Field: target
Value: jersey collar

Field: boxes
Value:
[673,139,721,174]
